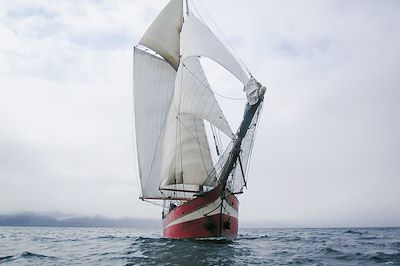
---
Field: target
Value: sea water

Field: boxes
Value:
[0,227,399,265]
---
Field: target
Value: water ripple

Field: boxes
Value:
[0,227,399,265]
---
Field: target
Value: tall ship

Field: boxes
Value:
[133,0,266,238]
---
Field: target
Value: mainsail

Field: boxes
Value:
[134,0,263,200]
[133,48,176,199]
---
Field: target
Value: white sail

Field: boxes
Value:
[161,112,214,187]
[134,1,262,199]
[139,0,183,69]
[175,56,233,137]
[160,56,232,188]
[181,15,249,84]
[133,48,176,199]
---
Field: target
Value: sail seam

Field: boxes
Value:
[193,116,211,181]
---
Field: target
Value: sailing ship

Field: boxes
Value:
[133,0,266,239]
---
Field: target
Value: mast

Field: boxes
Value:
[185,0,189,15]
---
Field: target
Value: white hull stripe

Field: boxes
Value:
[164,197,238,229]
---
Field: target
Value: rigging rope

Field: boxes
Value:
[242,105,263,188]
[210,124,220,156]
[182,63,246,101]
[193,0,251,75]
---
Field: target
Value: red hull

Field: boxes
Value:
[162,184,239,239]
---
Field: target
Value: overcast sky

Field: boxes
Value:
[0,0,399,227]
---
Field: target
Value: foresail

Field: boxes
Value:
[139,0,183,69]
[160,56,233,189]
[161,112,215,187]
[175,56,233,137]
[133,48,176,199]
[181,15,249,84]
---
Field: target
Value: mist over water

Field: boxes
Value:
[1,227,400,265]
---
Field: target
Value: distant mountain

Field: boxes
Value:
[0,213,160,228]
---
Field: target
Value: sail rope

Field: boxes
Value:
[189,0,205,25]
[182,63,246,101]
[221,200,231,216]
[143,199,164,208]
[210,124,220,156]
[176,116,217,159]
[216,125,223,152]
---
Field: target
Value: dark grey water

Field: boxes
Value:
[0,227,399,265]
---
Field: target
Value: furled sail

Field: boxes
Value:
[180,15,249,84]
[133,48,176,199]
[139,0,183,69]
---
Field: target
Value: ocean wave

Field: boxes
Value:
[369,252,400,264]
[319,248,370,262]
[191,238,234,244]
[1,227,399,265]
[344,229,363,235]
[358,236,379,241]
[52,238,80,242]
[91,235,118,240]
[31,236,55,241]
[275,235,303,242]
[289,257,316,264]
[20,251,58,260]
[0,255,15,263]
[392,242,400,249]
[320,247,344,256]
[238,234,269,240]
[90,235,132,240]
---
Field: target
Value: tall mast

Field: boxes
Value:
[185,0,189,15]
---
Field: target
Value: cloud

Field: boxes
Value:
[0,0,399,226]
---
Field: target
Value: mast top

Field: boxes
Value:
[185,0,189,15]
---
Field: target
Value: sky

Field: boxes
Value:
[0,0,399,227]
